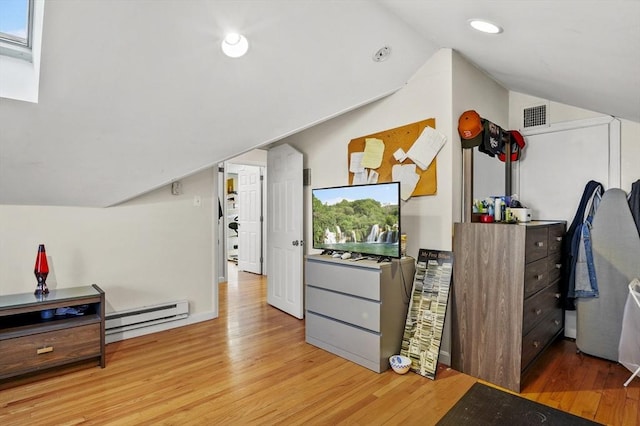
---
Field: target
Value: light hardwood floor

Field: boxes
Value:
[1,264,638,425]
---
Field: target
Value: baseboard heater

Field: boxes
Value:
[105,300,189,335]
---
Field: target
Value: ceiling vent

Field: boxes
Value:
[522,103,549,128]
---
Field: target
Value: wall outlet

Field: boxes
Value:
[193,195,201,207]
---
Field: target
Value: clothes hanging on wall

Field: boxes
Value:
[561,180,604,310]
[629,179,640,236]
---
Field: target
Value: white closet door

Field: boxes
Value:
[516,116,620,223]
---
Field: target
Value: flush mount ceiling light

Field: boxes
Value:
[468,19,503,34]
[221,33,249,58]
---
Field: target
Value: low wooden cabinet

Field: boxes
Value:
[0,284,105,380]
[304,255,415,373]
[451,221,565,392]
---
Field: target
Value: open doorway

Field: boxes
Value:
[218,149,268,283]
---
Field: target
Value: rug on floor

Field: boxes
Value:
[436,382,602,425]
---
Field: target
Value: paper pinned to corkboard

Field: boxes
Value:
[348,118,439,197]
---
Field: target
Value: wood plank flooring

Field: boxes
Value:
[1,264,638,425]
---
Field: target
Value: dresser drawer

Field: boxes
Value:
[306,312,379,364]
[0,323,101,378]
[547,224,565,254]
[306,259,380,300]
[306,286,380,332]
[547,252,562,283]
[524,258,549,298]
[523,284,562,335]
[521,309,563,371]
[525,227,549,262]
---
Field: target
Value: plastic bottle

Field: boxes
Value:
[494,198,503,222]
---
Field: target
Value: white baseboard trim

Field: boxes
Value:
[105,311,218,344]
[439,350,451,367]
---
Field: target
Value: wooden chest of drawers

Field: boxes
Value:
[451,221,565,392]
[0,285,105,381]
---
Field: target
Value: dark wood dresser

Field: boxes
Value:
[0,284,105,380]
[451,221,565,392]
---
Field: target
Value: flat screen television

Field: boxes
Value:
[312,182,401,260]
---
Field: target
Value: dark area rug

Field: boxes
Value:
[437,382,602,425]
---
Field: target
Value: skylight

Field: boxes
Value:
[0,0,32,47]
[0,0,43,103]
[0,0,33,62]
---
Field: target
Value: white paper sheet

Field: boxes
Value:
[352,170,368,184]
[392,164,420,200]
[349,152,365,173]
[405,126,446,170]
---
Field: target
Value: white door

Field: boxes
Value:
[267,144,304,319]
[516,116,621,222]
[238,165,263,274]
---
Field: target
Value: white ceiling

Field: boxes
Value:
[1,0,638,207]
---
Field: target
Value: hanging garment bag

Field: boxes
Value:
[620,278,640,386]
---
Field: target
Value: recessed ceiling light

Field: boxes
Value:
[221,33,249,58]
[468,19,503,34]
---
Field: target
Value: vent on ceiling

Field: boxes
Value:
[523,104,548,128]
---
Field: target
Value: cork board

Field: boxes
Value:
[348,118,437,196]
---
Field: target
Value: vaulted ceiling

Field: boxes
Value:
[1,0,638,207]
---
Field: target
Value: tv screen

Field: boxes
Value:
[312,182,401,259]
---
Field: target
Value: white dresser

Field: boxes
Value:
[304,254,415,373]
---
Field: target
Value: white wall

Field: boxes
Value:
[0,168,217,321]
[509,91,640,191]
[452,51,510,209]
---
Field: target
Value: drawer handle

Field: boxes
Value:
[533,341,540,348]
[37,346,54,355]
[555,236,562,242]
[535,241,544,247]
[555,293,561,299]
[554,320,561,326]
[555,263,562,269]
[535,274,544,280]
[535,309,542,315]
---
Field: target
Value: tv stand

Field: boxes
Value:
[0,285,105,381]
